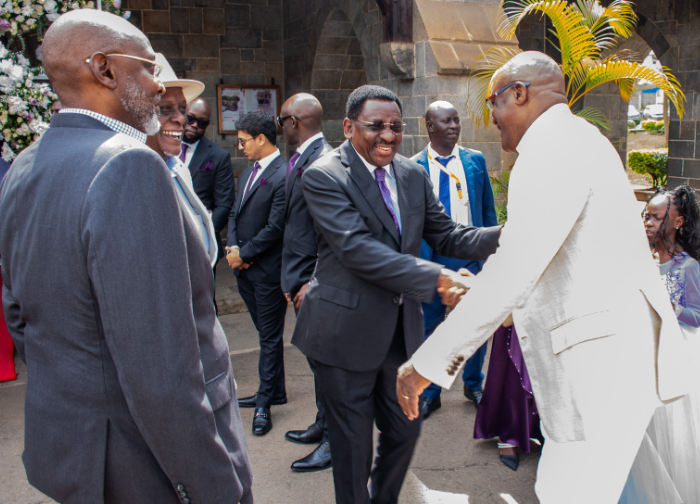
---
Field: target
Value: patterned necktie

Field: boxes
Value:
[286,151,301,189]
[436,155,454,217]
[374,167,400,234]
[179,143,189,163]
[241,162,261,207]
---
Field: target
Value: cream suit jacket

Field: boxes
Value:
[408,104,687,443]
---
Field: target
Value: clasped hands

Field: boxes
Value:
[224,247,252,270]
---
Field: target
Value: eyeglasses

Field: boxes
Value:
[485,81,530,110]
[85,52,163,77]
[186,114,210,129]
[277,115,299,128]
[355,120,406,134]
[237,136,257,146]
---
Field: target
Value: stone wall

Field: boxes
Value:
[124,0,286,174]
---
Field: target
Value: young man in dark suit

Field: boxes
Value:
[226,111,287,436]
[278,93,334,473]
[411,101,499,418]
[292,85,501,504]
[182,98,235,292]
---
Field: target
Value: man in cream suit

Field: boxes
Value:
[398,51,687,503]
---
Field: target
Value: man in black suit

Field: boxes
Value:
[292,85,501,504]
[182,98,235,275]
[278,93,333,473]
[226,111,287,436]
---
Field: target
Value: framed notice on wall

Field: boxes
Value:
[216,85,281,135]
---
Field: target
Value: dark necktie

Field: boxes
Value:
[374,167,400,234]
[286,151,301,189]
[241,162,261,207]
[179,143,189,163]
[436,155,455,218]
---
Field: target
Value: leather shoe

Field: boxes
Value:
[500,452,519,471]
[419,396,441,419]
[285,423,323,444]
[238,393,287,408]
[252,407,272,436]
[291,441,332,472]
[463,385,483,407]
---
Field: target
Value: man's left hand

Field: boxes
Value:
[396,363,431,421]
[293,281,309,310]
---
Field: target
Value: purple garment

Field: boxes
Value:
[474,325,543,452]
[660,252,700,328]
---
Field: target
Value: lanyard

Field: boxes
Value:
[427,151,463,200]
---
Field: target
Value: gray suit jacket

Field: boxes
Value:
[0,114,253,504]
[281,137,333,295]
[291,140,500,372]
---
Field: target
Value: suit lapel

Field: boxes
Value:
[285,138,324,209]
[393,158,413,252]
[459,148,480,225]
[343,142,401,247]
[240,155,283,211]
[236,165,254,214]
[188,138,211,179]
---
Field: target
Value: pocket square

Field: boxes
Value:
[260,177,268,186]
[296,166,304,177]
[199,160,213,171]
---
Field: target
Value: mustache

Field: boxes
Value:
[374,140,396,146]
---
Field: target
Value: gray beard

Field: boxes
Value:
[121,75,161,136]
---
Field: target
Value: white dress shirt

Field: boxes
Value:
[350,142,402,233]
[295,132,325,161]
[426,143,472,226]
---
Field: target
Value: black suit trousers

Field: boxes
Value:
[237,275,287,407]
[315,311,421,504]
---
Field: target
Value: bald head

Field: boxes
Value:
[425,100,460,154]
[188,98,211,120]
[184,98,212,143]
[425,101,457,123]
[489,51,568,152]
[43,9,151,99]
[491,51,566,98]
[280,93,323,146]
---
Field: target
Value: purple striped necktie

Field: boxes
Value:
[179,143,188,163]
[286,151,301,189]
[241,162,261,205]
[374,167,400,234]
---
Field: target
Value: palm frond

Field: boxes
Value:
[499,0,598,76]
[575,107,610,130]
[573,59,686,118]
[465,46,523,127]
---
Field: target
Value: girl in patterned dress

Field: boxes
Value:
[619,185,700,504]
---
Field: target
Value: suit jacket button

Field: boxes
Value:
[176,484,185,492]
[183,498,191,504]
[457,355,465,362]
[393,296,400,304]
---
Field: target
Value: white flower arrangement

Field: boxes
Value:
[0,40,55,161]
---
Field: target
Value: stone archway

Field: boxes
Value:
[310,7,368,146]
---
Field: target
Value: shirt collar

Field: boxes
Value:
[350,142,393,177]
[59,108,147,144]
[182,138,200,152]
[296,132,325,157]
[257,148,281,170]
[427,143,460,161]
[516,103,571,155]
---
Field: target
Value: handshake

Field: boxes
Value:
[436,268,474,308]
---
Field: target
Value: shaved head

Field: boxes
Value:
[187,98,211,121]
[489,51,568,152]
[425,100,460,155]
[43,9,151,99]
[280,92,324,146]
[425,100,457,123]
[184,98,212,143]
[42,9,164,134]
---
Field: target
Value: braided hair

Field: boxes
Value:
[647,185,700,261]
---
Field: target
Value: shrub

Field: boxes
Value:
[627,120,636,129]
[628,148,668,187]
[641,120,664,134]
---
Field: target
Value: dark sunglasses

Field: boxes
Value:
[355,120,406,134]
[485,81,530,110]
[186,114,210,129]
[277,115,299,128]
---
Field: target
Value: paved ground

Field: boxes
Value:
[0,264,541,504]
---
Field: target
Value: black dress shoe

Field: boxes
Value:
[291,441,332,472]
[238,393,288,408]
[285,423,323,444]
[419,396,442,419]
[463,385,483,407]
[252,407,272,436]
[500,452,519,471]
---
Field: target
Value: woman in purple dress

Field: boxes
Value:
[473,322,543,471]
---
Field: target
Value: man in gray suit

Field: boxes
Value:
[292,85,501,504]
[0,9,253,504]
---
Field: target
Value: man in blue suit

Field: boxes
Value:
[411,101,498,418]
